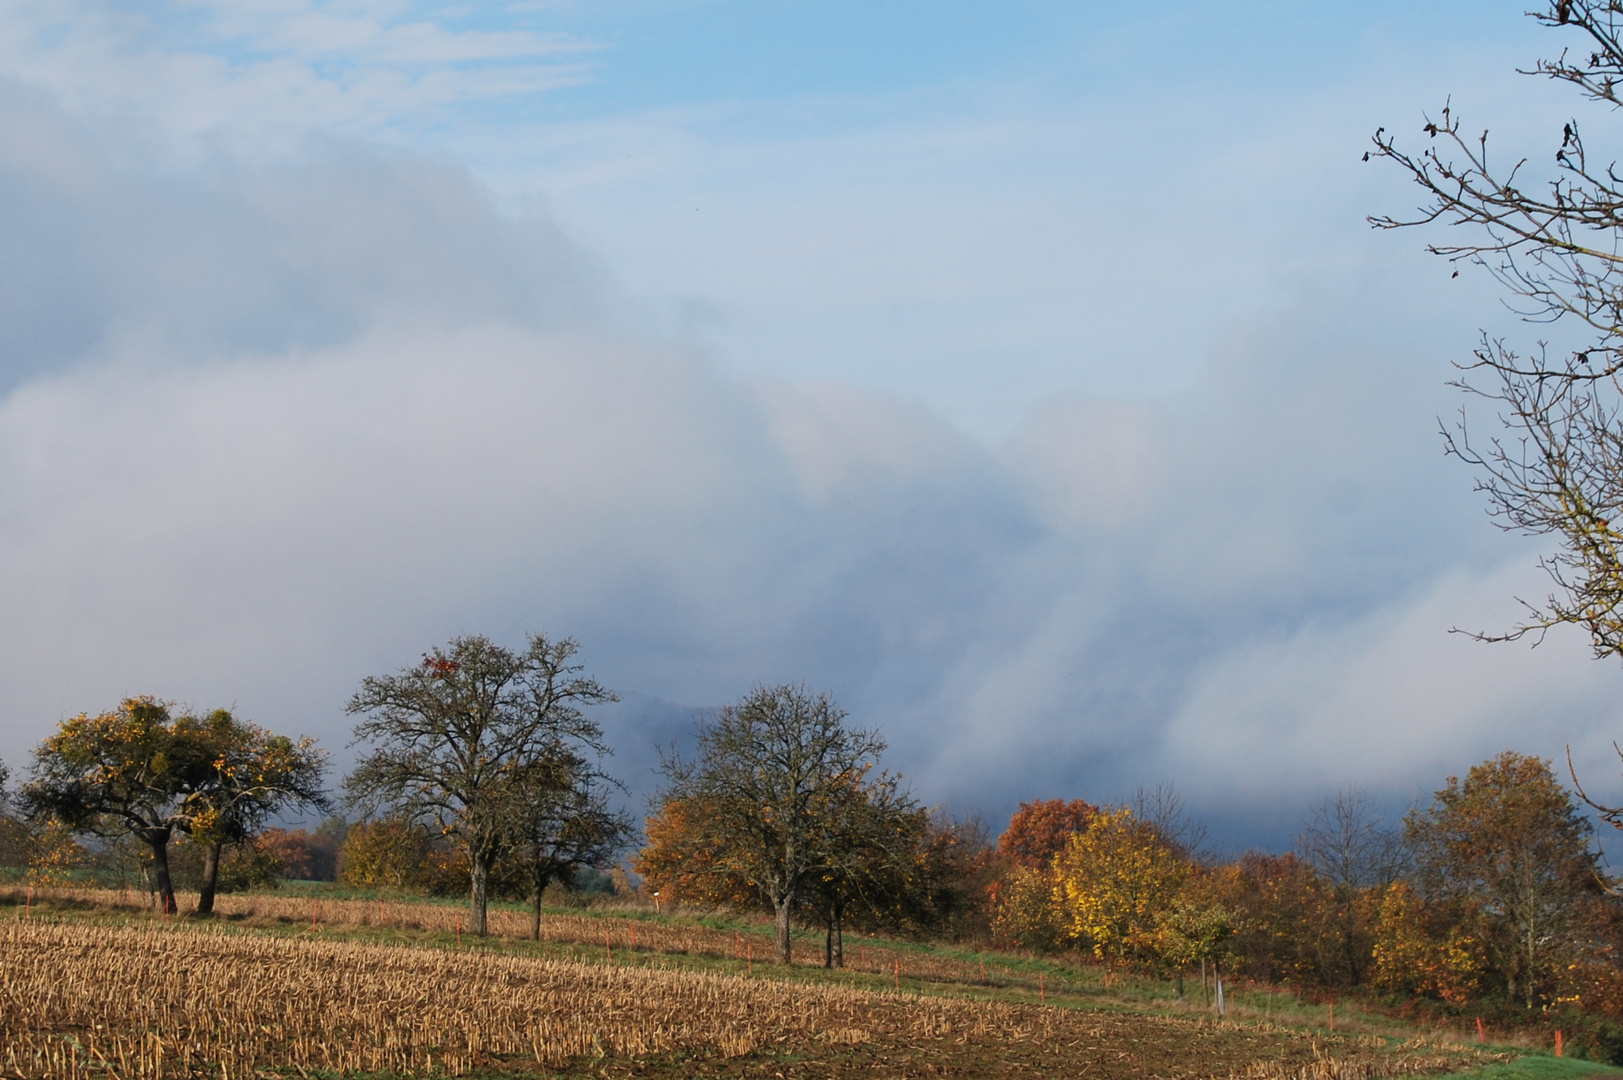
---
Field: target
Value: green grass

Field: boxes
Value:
[1441,1056,1623,1079]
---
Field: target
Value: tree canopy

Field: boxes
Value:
[1373,1,1623,656]
[1404,751,1600,1006]
[345,632,618,936]
[23,698,220,913]
[652,683,887,964]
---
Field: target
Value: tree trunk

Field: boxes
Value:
[774,893,794,965]
[825,917,834,969]
[143,830,177,916]
[1527,921,1538,1009]
[530,870,552,942]
[833,897,844,969]
[470,855,490,937]
[196,842,223,916]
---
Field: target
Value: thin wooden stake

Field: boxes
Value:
[894,957,900,991]
[1039,973,1045,1003]
[604,931,611,961]
[747,942,752,975]
[1556,1030,1564,1057]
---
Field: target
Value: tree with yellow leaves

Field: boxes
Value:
[1052,806,1188,961]
[1370,880,1485,1004]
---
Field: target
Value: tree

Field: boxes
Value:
[337,817,467,893]
[991,862,1066,950]
[257,823,345,882]
[1296,786,1408,984]
[20,698,217,914]
[182,710,328,915]
[653,683,885,964]
[1052,807,1188,961]
[490,754,634,940]
[1213,853,1346,987]
[1369,881,1486,1004]
[997,798,1096,869]
[1152,882,1235,1001]
[633,796,761,908]
[1297,786,1408,893]
[798,770,927,967]
[1404,751,1601,1006]
[345,633,616,936]
[1130,783,1209,861]
[1371,2,1623,653]
[899,812,1000,942]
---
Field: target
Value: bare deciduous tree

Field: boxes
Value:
[346,633,616,936]
[1372,1,1623,654]
[1130,782,1209,862]
[1297,785,1408,893]
[493,754,633,940]
[654,684,885,964]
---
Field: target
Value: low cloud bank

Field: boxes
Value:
[0,79,1617,852]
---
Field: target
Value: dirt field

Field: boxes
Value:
[0,916,1487,1079]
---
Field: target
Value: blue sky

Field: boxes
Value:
[0,0,1616,850]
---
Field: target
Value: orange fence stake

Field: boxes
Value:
[1476,1017,1485,1044]
[629,921,636,947]
[1556,1030,1564,1057]
[1040,973,1045,1003]
[894,957,900,991]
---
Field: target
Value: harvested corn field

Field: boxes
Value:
[0,919,1485,1079]
[0,887,1169,999]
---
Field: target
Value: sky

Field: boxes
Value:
[0,0,1619,852]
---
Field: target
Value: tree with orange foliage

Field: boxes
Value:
[1211,852,1347,986]
[998,798,1096,869]
[634,797,761,909]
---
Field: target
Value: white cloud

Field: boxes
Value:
[1160,561,1623,805]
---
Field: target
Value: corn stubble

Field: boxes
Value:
[0,920,1044,1078]
[0,910,1490,1079]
